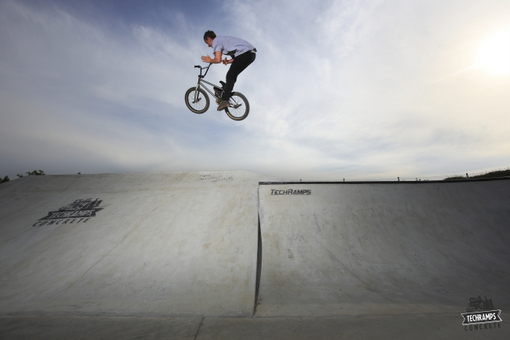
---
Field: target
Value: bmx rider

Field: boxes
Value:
[201,31,256,111]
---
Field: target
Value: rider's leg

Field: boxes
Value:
[221,51,256,101]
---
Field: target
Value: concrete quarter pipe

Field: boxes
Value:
[257,179,510,318]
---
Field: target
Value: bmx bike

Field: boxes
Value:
[184,64,250,121]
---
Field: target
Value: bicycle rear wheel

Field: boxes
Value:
[225,92,249,121]
[185,87,210,114]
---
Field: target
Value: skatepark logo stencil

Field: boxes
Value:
[33,198,103,227]
[199,174,233,183]
[461,296,502,332]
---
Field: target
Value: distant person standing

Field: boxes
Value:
[201,31,256,110]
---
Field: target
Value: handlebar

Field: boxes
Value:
[194,64,212,69]
[194,63,212,78]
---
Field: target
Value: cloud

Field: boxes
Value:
[0,1,202,175]
[1,0,510,180]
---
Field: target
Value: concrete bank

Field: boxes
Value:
[1,173,509,338]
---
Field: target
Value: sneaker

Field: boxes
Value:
[217,100,229,111]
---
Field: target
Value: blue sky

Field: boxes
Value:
[1,0,510,180]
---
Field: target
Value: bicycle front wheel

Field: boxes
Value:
[225,92,249,121]
[185,87,210,114]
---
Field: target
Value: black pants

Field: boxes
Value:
[222,51,256,100]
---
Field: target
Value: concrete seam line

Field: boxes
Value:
[194,317,205,340]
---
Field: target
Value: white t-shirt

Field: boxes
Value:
[212,36,255,58]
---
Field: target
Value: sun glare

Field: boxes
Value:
[476,29,510,76]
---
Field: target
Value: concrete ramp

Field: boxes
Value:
[257,179,510,317]
[0,172,261,317]
[1,173,510,338]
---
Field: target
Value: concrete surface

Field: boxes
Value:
[0,172,261,317]
[0,173,509,339]
[1,313,507,339]
[257,180,510,318]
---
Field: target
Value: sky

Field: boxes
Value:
[1,0,510,181]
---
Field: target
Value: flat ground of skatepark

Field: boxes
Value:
[0,172,509,339]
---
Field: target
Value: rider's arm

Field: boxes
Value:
[201,51,222,64]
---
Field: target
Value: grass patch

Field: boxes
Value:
[444,169,510,181]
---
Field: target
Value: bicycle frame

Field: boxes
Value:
[193,64,221,102]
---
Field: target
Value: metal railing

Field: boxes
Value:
[335,167,510,182]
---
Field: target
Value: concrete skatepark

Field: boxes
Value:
[0,172,509,339]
